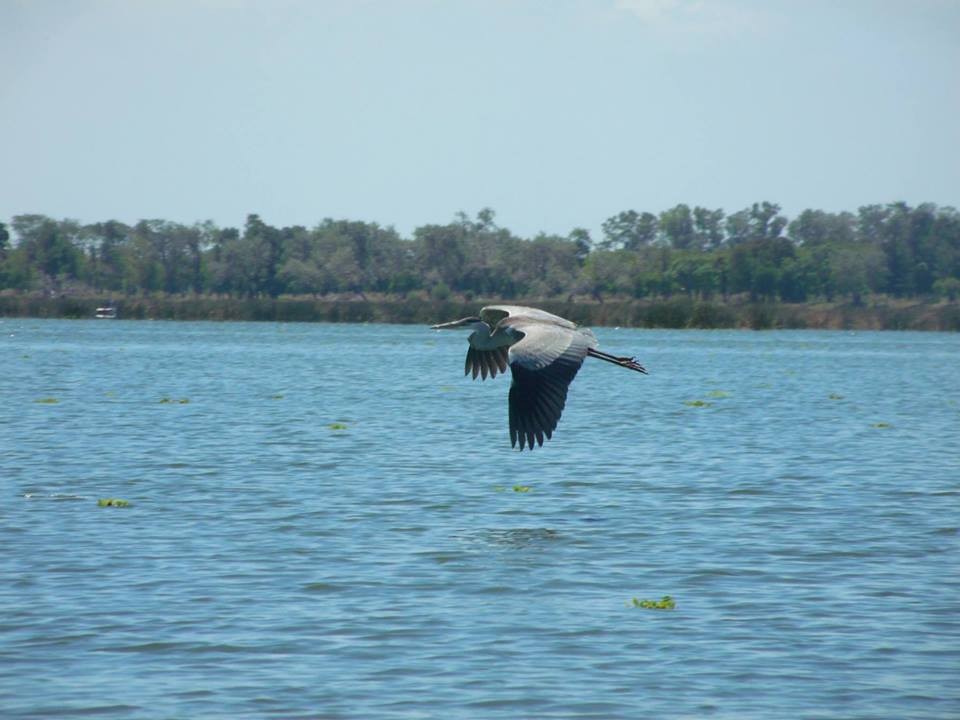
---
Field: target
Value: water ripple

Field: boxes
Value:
[1,322,958,719]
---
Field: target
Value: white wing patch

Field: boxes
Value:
[507,322,595,370]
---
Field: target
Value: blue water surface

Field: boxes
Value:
[1,319,958,719]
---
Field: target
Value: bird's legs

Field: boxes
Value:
[587,348,648,374]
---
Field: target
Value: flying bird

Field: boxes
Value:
[431,305,647,450]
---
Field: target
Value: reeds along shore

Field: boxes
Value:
[2,294,958,331]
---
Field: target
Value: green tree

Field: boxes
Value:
[725,209,751,246]
[726,202,787,247]
[129,220,200,294]
[10,215,84,289]
[856,204,889,245]
[415,223,466,291]
[243,214,283,297]
[669,252,719,297]
[692,207,725,251]
[749,202,788,241]
[600,210,658,250]
[659,204,696,249]
[788,209,855,246]
[580,249,639,299]
[79,220,131,292]
[830,245,887,303]
[728,236,795,300]
[568,228,592,262]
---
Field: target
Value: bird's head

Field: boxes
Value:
[430,316,484,330]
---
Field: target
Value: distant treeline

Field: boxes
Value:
[2,294,958,331]
[1,201,959,306]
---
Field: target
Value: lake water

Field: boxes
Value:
[1,319,958,719]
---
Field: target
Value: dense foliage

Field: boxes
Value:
[2,201,958,303]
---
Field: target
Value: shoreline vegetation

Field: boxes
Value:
[2,200,958,330]
[2,292,958,331]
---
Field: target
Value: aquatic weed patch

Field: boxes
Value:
[630,595,676,610]
[97,498,131,508]
[707,390,731,399]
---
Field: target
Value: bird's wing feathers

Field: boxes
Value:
[480,305,577,330]
[464,345,510,380]
[507,323,596,450]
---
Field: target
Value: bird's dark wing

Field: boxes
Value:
[506,323,594,450]
[464,345,510,380]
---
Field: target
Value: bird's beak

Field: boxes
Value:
[431,318,471,330]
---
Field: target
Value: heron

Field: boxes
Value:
[431,305,647,450]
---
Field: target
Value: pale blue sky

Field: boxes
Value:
[2,0,958,239]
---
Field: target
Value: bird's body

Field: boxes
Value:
[432,305,646,450]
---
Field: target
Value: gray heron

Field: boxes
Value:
[431,305,646,450]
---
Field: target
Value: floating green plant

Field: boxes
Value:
[630,595,675,610]
[97,498,130,508]
[683,400,711,408]
[512,485,532,493]
[707,390,730,398]
[34,397,59,404]
[872,422,892,429]
[829,393,844,400]
[328,422,348,430]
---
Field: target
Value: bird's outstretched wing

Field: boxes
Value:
[481,305,576,329]
[464,345,509,380]
[506,322,596,450]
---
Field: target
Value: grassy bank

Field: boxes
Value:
[1,293,958,331]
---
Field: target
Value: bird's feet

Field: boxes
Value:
[617,356,648,373]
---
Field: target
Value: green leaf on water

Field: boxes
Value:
[512,485,532,493]
[630,595,675,610]
[872,422,891,429]
[683,400,711,408]
[97,498,130,508]
[328,422,348,430]
[34,397,59,404]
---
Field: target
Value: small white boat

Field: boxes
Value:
[94,306,118,319]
